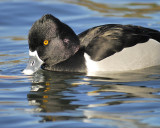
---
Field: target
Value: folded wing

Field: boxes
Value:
[78,24,160,61]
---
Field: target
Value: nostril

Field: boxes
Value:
[30,61,35,66]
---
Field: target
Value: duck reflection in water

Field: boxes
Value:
[27,69,160,126]
[27,70,83,122]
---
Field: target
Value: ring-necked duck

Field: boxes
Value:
[23,14,160,75]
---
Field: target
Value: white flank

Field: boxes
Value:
[85,39,160,73]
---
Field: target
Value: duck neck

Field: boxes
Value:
[42,48,86,72]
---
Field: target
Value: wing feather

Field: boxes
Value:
[78,24,160,61]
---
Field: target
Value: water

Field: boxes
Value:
[0,0,160,127]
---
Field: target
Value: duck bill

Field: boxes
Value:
[22,51,43,75]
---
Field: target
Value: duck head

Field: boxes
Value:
[23,14,80,75]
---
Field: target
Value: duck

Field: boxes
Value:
[23,14,160,75]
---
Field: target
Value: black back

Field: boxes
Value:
[79,24,160,61]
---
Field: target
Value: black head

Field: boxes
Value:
[28,14,80,66]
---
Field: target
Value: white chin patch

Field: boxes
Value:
[29,50,43,64]
[29,51,43,62]
[22,50,44,75]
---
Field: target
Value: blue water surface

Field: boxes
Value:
[0,0,160,128]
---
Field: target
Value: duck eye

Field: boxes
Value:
[43,40,48,45]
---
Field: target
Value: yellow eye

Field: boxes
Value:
[43,40,48,45]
